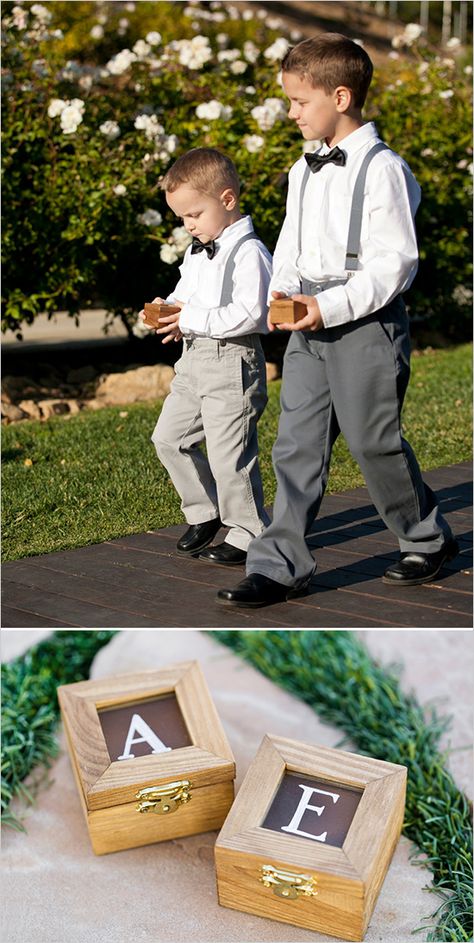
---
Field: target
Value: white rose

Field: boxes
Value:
[90,25,104,40]
[60,105,84,135]
[446,37,461,49]
[243,41,259,64]
[217,48,241,62]
[100,120,121,140]
[31,4,52,24]
[438,89,454,99]
[145,31,162,47]
[404,23,423,43]
[160,244,180,264]
[230,60,247,75]
[113,184,127,196]
[106,49,137,75]
[263,37,290,62]
[133,40,151,59]
[48,98,67,118]
[12,6,28,29]
[137,209,163,227]
[244,134,265,153]
[196,100,222,120]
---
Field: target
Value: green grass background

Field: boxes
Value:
[2,343,472,562]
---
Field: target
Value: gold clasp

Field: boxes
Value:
[135,780,192,815]
[259,864,318,900]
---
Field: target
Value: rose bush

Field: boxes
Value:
[2,1,472,338]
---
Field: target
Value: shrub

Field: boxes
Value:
[1,1,472,339]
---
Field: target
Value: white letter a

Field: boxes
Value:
[117,713,172,760]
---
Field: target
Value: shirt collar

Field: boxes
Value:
[215,214,254,246]
[320,121,379,159]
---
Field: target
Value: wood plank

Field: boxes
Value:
[0,606,77,628]
[2,580,167,628]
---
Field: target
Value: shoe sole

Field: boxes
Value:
[216,587,309,608]
[382,542,459,586]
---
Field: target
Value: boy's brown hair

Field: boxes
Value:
[161,147,240,196]
[282,33,373,108]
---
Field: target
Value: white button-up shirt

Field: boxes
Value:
[166,215,272,338]
[270,122,421,328]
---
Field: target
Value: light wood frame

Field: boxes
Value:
[217,734,406,890]
[59,662,235,811]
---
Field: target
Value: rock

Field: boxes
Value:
[36,399,81,419]
[266,361,280,382]
[18,399,42,420]
[2,375,37,400]
[1,401,29,421]
[94,364,175,406]
[66,365,97,384]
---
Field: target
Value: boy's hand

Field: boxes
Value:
[267,291,287,332]
[276,293,324,333]
[154,299,184,344]
[138,296,166,326]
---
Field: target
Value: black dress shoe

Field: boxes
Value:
[176,518,221,555]
[216,573,310,608]
[198,543,247,566]
[382,538,459,586]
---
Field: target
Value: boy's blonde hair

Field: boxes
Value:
[282,33,373,108]
[161,147,240,196]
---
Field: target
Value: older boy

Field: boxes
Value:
[218,34,457,608]
[145,148,271,565]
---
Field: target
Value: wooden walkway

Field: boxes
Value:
[2,462,472,629]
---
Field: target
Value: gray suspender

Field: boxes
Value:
[219,231,258,305]
[298,141,390,274]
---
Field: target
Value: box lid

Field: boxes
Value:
[59,662,235,811]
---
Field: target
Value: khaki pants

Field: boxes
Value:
[152,335,270,551]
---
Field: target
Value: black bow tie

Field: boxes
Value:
[305,146,346,173]
[191,237,217,259]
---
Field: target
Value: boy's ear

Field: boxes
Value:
[220,188,237,210]
[334,85,352,112]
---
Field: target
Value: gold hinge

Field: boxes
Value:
[259,864,318,900]
[135,780,192,815]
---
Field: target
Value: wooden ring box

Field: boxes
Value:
[59,662,235,855]
[215,734,406,941]
[143,302,181,328]
[269,299,307,324]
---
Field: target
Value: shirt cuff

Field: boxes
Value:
[177,304,200,335]
[316,285,353,328]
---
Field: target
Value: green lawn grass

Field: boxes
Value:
[2,343,472,562]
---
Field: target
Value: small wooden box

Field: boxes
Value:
[269,299,307,324]
[143,302,181,328]
[59,661,235,855]
[215,735,406,942]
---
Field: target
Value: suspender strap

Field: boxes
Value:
[219,232,258,306]
[297,163,312,261]
[344,141,389,271]
[297,141,390,274]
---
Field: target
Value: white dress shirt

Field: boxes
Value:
[166,215,272,338]
[270,122,421,328]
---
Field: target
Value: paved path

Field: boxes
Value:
[2,462,471,628]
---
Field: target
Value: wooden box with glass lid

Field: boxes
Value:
[59,661,235,855]
[215,734,406,941]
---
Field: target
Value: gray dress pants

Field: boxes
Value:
[152,334,270,551]
[247,295,452,586]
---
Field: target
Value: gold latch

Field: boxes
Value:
[259,864,318,900]
[135,780,192,815]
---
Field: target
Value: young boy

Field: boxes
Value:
[144,148,272,565]
[218,33,457,608]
